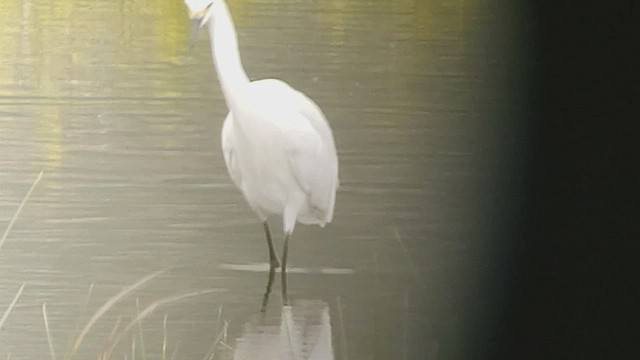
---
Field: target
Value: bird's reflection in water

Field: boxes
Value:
[261,264,278,312]
[234,299,334,360]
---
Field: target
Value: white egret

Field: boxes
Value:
[184,0,339,304]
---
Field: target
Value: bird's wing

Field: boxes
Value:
[239,79,338,223]
[221,112,242,189]
[250,79,339,223]
[252,79,339,188]
[252,79,340,183]
[286,133,338,224]
[281,84,339,223]
[285,125,323,194]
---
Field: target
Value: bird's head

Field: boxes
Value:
[184,0,214,46]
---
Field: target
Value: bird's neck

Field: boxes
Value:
[208,0,249,106]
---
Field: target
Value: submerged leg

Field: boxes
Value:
[260,263,277,312]
[263,221,280,268]
[281,233,290,306]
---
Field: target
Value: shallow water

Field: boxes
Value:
[1,0,524,358]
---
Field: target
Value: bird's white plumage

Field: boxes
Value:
[189,0,339,236]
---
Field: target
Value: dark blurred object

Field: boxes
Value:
[497,1,637,358]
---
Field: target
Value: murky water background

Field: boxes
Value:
[1,0,524,358]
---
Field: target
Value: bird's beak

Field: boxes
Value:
[187,5,212,50]
[189,17,202,49]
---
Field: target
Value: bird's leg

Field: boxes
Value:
[263,221,280,268]
[281,233,290,306]
[260,262,277,312]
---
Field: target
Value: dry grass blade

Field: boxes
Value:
[392,226,420,284]
[203,306,224,360]
[217,341,237,358]
[135,299,146,360]
[101,314,123,359]
[0,283,26,330]
[103,289,219,358]
[162,314,168,360]
[0,171,43,251]
[64,284,95,358]
[43,302,57,360]
[131,336,136,360]
[66,269,167,360]
[169,342,180,360]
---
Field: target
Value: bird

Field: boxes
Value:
[183,0,339,304]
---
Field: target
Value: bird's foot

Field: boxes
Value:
[269,257,280,269]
